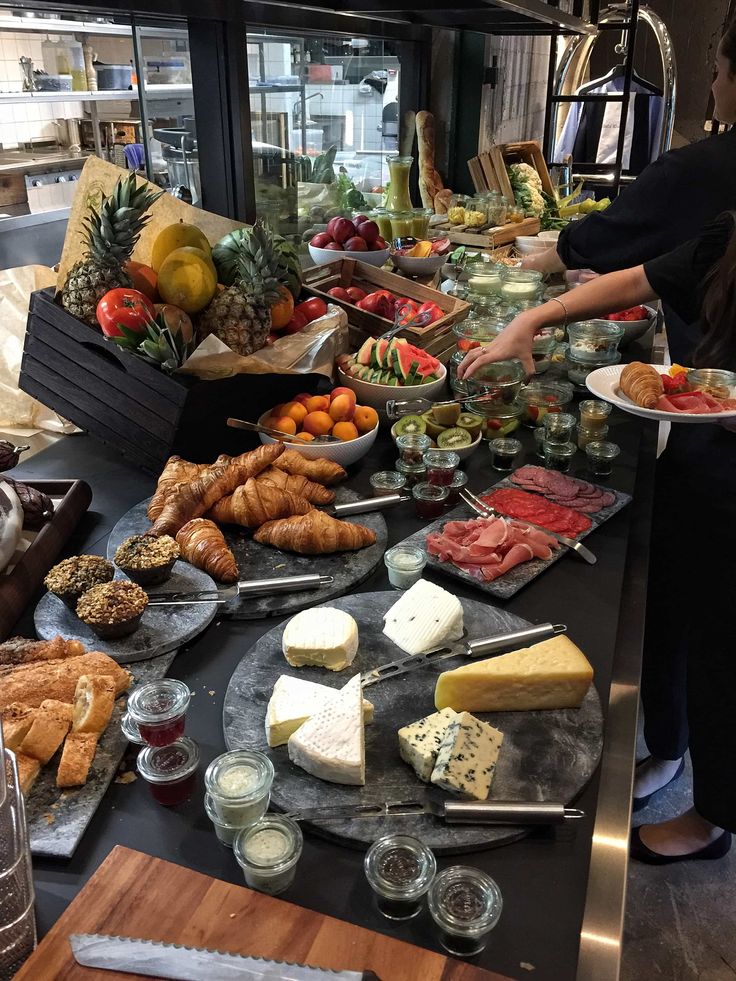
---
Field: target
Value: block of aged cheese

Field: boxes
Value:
[435,635,593,712]
[266,674,373,747]
[288,674,364,785]
[430,711,504,800]
[398,708,458,782]
[383,579,464,655]
[282,607,359,671]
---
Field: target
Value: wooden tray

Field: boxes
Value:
[432,216,540,249]
[0,478,91,642]
[15,845,506,980]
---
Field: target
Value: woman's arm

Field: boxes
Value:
[520,248,567,276]
[458,264,658,379]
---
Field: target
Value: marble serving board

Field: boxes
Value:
[34,562,217,665]
[398,476,631,601]
[223,591,603,854]
[26,650,175,858]
[107,491,388,621]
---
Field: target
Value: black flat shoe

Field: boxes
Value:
[632,756,685,812]
[630,826,732,865]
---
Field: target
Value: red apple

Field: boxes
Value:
[346,286,366,303]
[324,241,343,251]
[352,214,370,226]
[326,217,341,238]
[310,232,333,248]
[332,218,356,244]
[345,236,368,252]
[327,286,351,301]
[356,220,379,243]
[371,236,388,251]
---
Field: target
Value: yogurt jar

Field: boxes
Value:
[234,815,303,895]
[384,545,427,589]
[205,750,274,826]
[204,792,243,847]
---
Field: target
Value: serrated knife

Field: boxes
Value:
[69,934,380,980]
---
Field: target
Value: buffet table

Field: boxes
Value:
[13,403,656,981]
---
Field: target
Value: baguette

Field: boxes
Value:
[57,732,99,788]
[72,675,116,734]
[416,110,444,208]
[0,653,131,712]
[0,636,85,667]
[15,753,40,795]
[1,702,36,751]
[18,699,72,764]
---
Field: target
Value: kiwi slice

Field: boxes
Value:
[437,427,473,449]
[394,414,427,436]
[457,412,484,439]
[422,410,446,439]
[432,401,462,427]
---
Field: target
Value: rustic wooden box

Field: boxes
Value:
[19,289,319,474]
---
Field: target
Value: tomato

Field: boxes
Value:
[416,301,444,325]
[327,287,351,302]
[458,339,481,352]
[295,297,328,323]
[396,297,418,311]
[96,288,155,338]
[346,286,366,303]
[283,310,308,335]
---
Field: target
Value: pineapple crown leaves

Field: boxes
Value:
[112,313,192,373]
[83,172,164,261]
[233,219,289,306]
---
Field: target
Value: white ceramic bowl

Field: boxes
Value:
[538,230,561,242]
[309,244,390,267]
[390,252,447,277]
[514,235,550,256]
[256,410,378,467]
[390,421,482,461]
[599,305,657,347]
[337,362,448,415]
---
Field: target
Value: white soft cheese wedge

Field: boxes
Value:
[287,673,365,785]
[266,675,374,748]
[282,607,359,671]
[430,711,504,800]
[382,579,464,655]
[398,708,458,782]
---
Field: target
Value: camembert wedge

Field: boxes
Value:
[435,635,593,712]
[287,674,365,785]
[266,675,374,747]
[383,579,464,655]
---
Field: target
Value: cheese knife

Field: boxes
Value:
[146,574,334,606]
[284,797,585,826]
[69,934,379,980]
[360,621,566,688]
[324,493,411,517]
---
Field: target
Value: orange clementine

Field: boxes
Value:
[329,393,355,423]
[271,415,297,437]
[282,401,308,425]
[354,405,378,433]
[305,395,330,414]
[270,285,295,330]
[330,386,357,407]
[332,421,359,442]
[302,410,334,437]
[296,431,315,442]
[125,260,159,301]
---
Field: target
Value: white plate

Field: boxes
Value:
[586,364,736,424]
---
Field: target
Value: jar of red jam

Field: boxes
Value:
[423,450,460,486]
[445,470,468,508]
[137,736,199,806]
[412,482,449,520]
[126,679,191,747]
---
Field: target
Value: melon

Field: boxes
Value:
[356,339,375,366]
[372,338,390,369]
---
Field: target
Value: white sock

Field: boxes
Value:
[634,756,682,799]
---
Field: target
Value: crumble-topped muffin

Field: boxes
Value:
[44,555,114,609]
[114,534,180,586]
[76,580,149,640]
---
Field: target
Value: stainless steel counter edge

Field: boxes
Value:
[0,207,69,230]
[576,418,658,981]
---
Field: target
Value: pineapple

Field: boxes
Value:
[112,311,193,374]
[61,173,162,326]
[196,221,286,356]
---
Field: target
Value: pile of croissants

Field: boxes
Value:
[146,444,376,583]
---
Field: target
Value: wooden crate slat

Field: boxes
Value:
[468,156,486,192]
[497,140,555,197]
[447,217,540,248]
[479,152,502,194]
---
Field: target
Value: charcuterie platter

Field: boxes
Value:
[223,590,603,853]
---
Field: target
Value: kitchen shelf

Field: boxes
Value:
[0,84,192,105]
[0,16,132,37]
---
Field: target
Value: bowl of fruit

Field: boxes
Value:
[336,337,447,413]
[309,216,390,268]
[390,402,483,460]
[390,238,451,277]
[599,304,657,346]
[258,388,379,467]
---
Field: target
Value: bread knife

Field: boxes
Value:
[284,798,584,826]
[360,621,566,687]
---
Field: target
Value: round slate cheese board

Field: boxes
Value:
[223,591,603,854]
[107,490,388,620]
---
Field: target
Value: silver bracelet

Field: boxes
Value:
[549,296,568,327]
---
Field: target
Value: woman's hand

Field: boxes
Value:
[457,312,539,379]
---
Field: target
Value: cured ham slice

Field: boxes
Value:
[657,391,730,414]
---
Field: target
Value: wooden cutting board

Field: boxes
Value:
[19,846,509,981]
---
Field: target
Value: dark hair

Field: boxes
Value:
[695,213,736,368]
[721,17,736,75]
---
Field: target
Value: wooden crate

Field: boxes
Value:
[490,140,555,202]
[19,290,322,474]
[301,258,469,344]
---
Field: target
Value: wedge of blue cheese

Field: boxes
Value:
[430,711,504,800]
[382,579,464,655]
[398,708,458,782]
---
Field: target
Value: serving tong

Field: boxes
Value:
[227,417,340,443]
[460,486,597,565]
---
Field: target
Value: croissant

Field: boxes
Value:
[208,478,313,527]
[147,456,204,521]
[149,464,246,537]
[272,449,347,486]
[256,467,336,505]
[176,518,238,583]
[620,361,663,409]
[227,444,285,472]
[253,510,375,555]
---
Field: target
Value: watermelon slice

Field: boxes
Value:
[356,339,375,367]
[372,338,390,369]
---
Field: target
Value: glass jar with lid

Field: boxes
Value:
[464,196,488,229]
[449,318,507,396]
[389,210,414,240]
[500,267,544,303]
[428,866,503,957]
[466,292,502,320]
[364,834,437,921]
[466,261,505,295]
[410,207,433,239]
[447,193,468,225]
[371,208,393,242]
[234,815,303,895]
[204,750,274,827]
[487,191,508,227]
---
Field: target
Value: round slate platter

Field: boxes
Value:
[223,591,603,854]
[34,562,217,665]
[107,491,388,620]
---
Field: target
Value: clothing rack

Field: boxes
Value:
[542,2,677,197]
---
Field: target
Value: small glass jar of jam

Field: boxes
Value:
[234,815,303,896]
[126,679,191,747]
[585,440,620,477]
[412,482,449,520]
[544,440,577,473]
[445,470,468,508]
[205,750,274,827]
[384,545,427,590]
[423,450,459,486]
[204,792,243,848]
[365,834,437,921]
[489,438,522,472]
[137,736,199,806]
[369,471,407,497]
[533,427,546,460]
[120,710,146,746]
[542,411,576,446]
[577,422,609,451]
[428,866,503,957]
[396,433,432,466]
[395,458,427,487]
[579,399,612,433]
